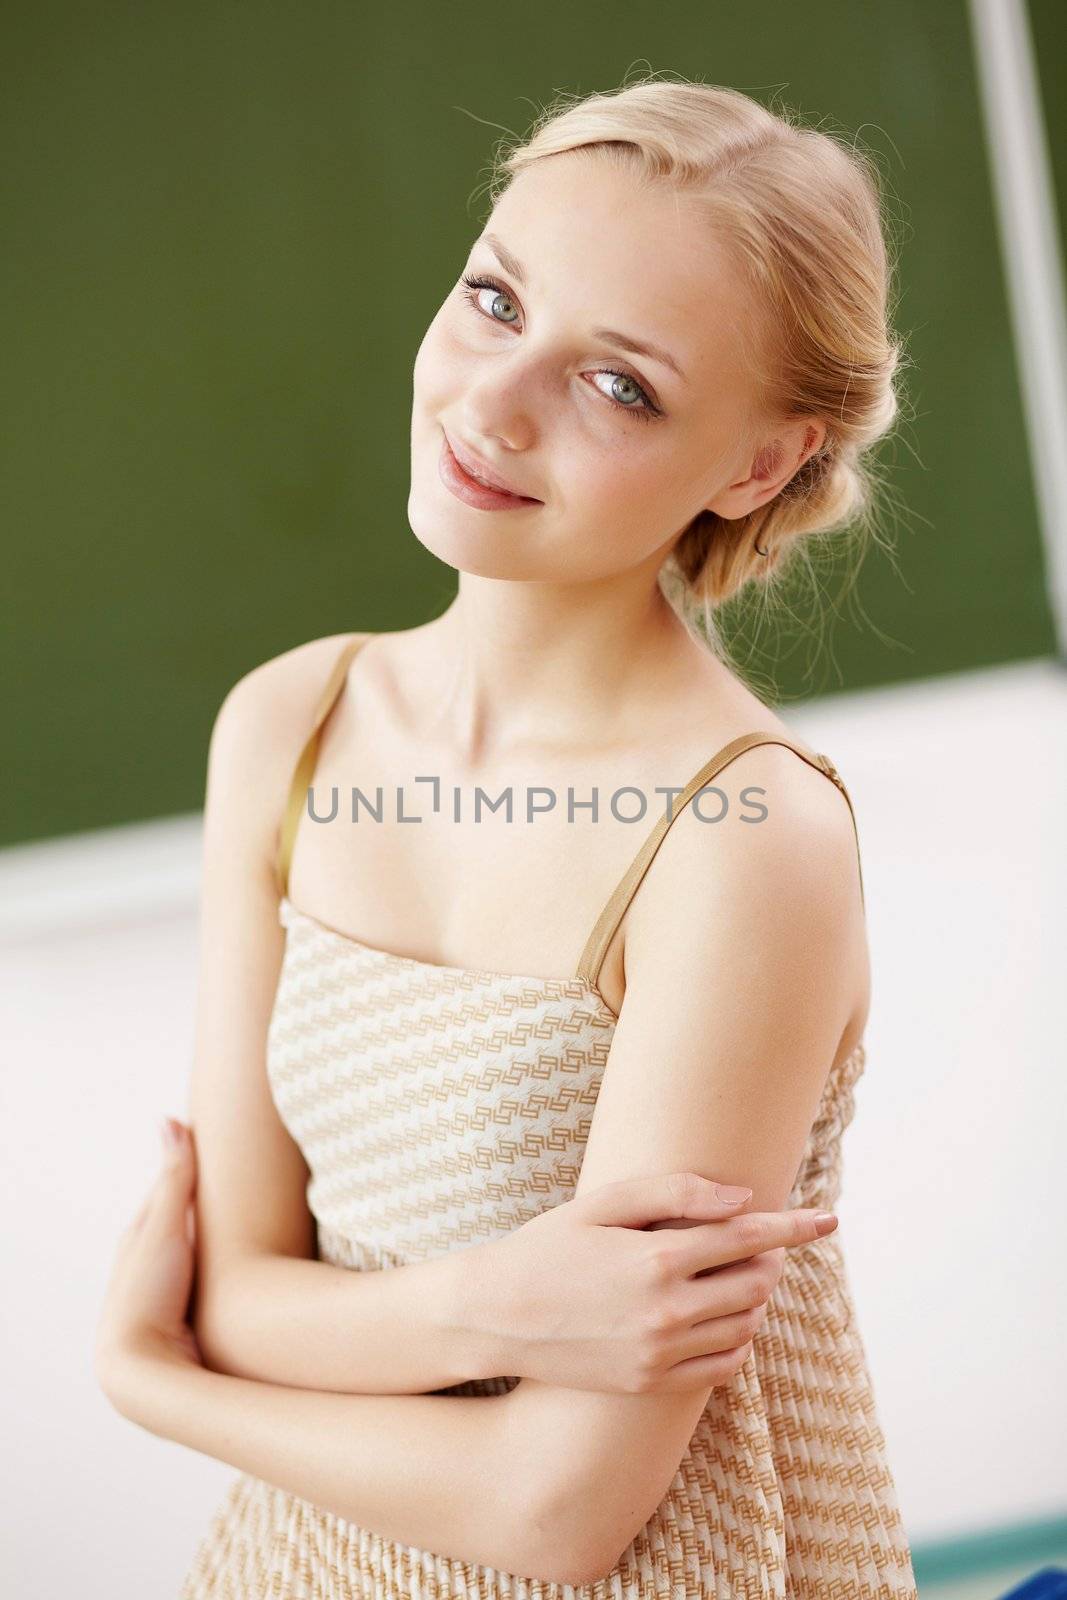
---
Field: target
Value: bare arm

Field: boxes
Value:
[108,1338,564,1584]
[496,748,870,1583]
[188,638,508,1396]
[193,1247,505,1394]
[108,742,863,1588]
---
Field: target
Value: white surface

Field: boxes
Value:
[2,655,1065,1596]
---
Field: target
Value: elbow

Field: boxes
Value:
[520,1536,611,1590]
[537,1536,627,1590]
[190,1275,234,1374]
[523,1474,632,1587]
[561,1535,632,1589]
[190,1309,222,1373]
[552,1555,620,1589]
[496,1387,642,1585]
[498,1469,604,1587]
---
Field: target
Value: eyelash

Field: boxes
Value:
[459,272,664,424]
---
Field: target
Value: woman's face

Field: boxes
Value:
[409,150,773,584]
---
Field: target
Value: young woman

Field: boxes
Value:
[95,76,918,1597]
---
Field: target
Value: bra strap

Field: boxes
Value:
[274,633,375,900]
[575,734,865,991]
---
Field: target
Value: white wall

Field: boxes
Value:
[2,657,1065,1597]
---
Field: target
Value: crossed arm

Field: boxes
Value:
[132,655,865,1586]
[109,1333,568,1582]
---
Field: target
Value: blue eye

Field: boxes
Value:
[459,272,664,424]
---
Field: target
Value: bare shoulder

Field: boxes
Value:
[623,734,870,1051]
[204,620,453,893]
[215,632,365,747]
[204,632,368,876]
[209,629,387,790]
[642,732,862,916]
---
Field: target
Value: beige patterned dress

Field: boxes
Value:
[180,634,917,1599]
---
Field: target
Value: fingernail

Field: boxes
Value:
[814,1212,838,1235]
[160,1117,179,1152]
[715,1183,753,1204]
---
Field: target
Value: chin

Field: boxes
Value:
[408,529,542,581]
[404,493,534,579]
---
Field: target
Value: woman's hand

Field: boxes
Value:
[467,1171,838,1394]
[94,1116,204,1409]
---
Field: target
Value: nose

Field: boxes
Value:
[459,350,543,452]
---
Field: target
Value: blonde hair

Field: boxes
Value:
[479,71,910,678]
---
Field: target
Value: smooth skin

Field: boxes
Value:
[95,1131,839,1582]
[464,1168,840,1397]
[95,148,867,1586]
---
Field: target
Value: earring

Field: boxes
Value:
[754,538,770,556]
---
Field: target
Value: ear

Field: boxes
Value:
[706,418,827,521]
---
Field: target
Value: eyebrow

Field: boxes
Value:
[479,232,687,384]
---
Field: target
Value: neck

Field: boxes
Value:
[425,571,713,764]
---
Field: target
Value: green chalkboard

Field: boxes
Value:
[2,1,1056,847]
[1031,1,1067,281]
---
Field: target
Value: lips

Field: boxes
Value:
[444,432,538,500]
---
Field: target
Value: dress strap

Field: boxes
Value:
[274,633,376,900]
[575,734,865,991]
